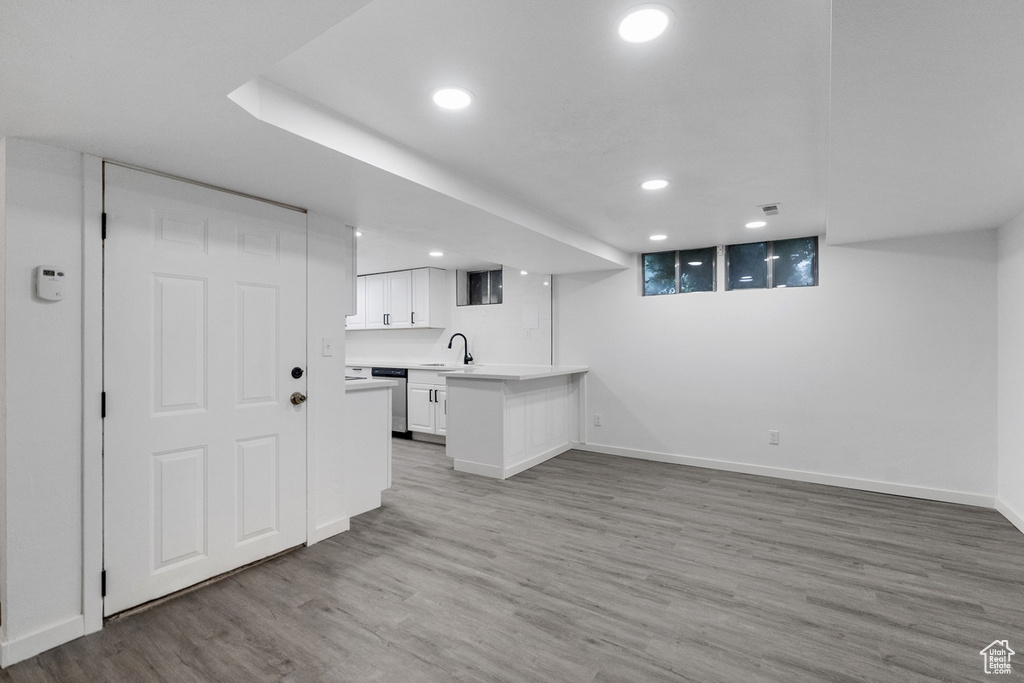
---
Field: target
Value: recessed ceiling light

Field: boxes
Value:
[641,178,670,190]
[618,4,673,43]
[650,234,668,241]
[520,270,528,275]
[745,221,767,228]
[432,87,473,110]
[543,281,550,286]
[355,231,362,237]
[429,251,444,257]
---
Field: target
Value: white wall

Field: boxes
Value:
[0,140,362,665]
[997,211,1024,532]
[306,214,355,542]
[346,269,553,365]
[0,138,87,661]
[555,232,999,502]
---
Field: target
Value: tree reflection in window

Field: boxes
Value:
[643,251,676,296]
[772,237,817,288]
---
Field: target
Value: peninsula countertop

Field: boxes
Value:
[441,365,588,381]
[346,359,588,381]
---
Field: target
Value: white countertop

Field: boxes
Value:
[346,359,588,381]
[346,359,467,371]
[345,378,397,391]
[437,365,588,381]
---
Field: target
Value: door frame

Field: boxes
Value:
[82,154,103,635]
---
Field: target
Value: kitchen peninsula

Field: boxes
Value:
[444,365,588,480]
[345,360,588,479]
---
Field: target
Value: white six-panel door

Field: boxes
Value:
[103,164,308,615]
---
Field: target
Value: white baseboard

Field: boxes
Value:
[308,517,350,545]
[453,459,504,479]
[505,444,572,479]
[2,615,84,668]
[572,442,996,508]
[995,498,1024,535]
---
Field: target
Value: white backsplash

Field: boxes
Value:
[346,269,553,365]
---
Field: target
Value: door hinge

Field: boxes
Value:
[101,570,107,598]
[101,392,106,418]
[101,212,107,240]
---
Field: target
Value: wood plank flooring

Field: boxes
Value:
[4,441,1023,682]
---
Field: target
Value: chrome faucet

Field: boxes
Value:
[448,333,473,365]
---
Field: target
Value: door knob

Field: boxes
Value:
[290,392,307,405]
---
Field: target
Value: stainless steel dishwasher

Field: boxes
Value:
[371,367,409,436]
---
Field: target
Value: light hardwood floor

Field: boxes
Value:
[4,441,1023,682]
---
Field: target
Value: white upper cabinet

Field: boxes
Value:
[346,276,366,329]
[411,268,448,328]
[348,267,448,330]
[385,269,413,328]
[363,273,387,327]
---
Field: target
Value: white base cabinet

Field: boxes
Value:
[408,369,447,435]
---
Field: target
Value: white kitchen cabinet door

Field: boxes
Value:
[364,273,386,327]
[411,267,448,328]
[103,163,307,616]
[361,270,413,329]
[436,386,448,436]
[385,270,413,328]
[346,276,366,329]
[407,382,436,433]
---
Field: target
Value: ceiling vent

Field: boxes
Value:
[759,203,781,216]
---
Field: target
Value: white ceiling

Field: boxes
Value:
[2,1,1023,274]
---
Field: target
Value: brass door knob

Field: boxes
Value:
[290,392,307,405]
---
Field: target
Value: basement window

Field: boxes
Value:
[772,236,818,288]
[457,268,503,306]
[726,237,818,290]
[643,251,676,295]
[642,247,716,296]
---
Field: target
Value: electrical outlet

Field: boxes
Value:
[769,429,779,445]
[594,414,602,427]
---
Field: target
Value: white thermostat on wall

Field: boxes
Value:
[35,266,67,301]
